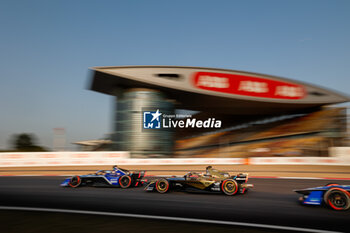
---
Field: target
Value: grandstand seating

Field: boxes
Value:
[175,136,325,158]
[175,107,345,157]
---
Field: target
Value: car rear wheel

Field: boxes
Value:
[221,179,238,196]
[119,175,132,188]
[69,176,81,188]
[324,188,350,211]
[155,179,169,193]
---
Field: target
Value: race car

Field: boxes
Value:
[144,166,253,195]
[294,183,350,210]
[61,165,145,188]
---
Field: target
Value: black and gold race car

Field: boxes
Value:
[144,166,253,195]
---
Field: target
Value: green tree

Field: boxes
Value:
[11,133,48,152]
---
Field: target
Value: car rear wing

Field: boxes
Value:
[131,170,146,180]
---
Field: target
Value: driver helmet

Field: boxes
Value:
[206,166,212,174]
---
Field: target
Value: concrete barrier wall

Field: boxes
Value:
[0,151,129,167]
[248,156,350,165]
[1,151,350,167]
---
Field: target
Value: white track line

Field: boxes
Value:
[0,206,342,233]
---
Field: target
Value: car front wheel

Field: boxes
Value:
[221,179,238,196]
[69,176,81,188]
[324,188,350,211]
[155,179,170,193]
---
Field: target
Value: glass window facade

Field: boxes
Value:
[112,88,174,157]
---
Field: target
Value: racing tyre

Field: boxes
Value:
[69,176,81,188]
[119,175,132,188]
[155,179,169,193]
[221,179,238,196]
[324,188,350,211]
[326,183,339,187]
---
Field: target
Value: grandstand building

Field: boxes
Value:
[89,66,349,158]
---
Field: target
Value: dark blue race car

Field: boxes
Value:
[61,165,145,188]
[294,183,350,211]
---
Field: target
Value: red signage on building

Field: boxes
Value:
[193,72,306,99]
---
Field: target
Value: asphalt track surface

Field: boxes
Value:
[0,177,349,232]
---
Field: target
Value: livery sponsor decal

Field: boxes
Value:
[193,72,306,99]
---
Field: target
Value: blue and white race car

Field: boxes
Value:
[294,183,350,211]
[61,165,145,188]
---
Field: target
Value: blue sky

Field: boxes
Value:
[0,0,349,150]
